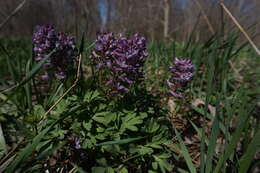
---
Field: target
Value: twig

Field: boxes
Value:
[193,0,215,35]
[0,137,24,165]
[220,2,260,56]
[41,54,82,121]
[68,167,76,173]
[0,0,27,31]
[0,85,18,93]
[59,167,64,173]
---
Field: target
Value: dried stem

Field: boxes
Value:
[0,0,27,31]
[193,0,215,35]
[220,2,260,56]
[41,54,82,121]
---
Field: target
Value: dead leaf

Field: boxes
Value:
[192,98,216,116]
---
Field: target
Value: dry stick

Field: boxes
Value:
[193,0,215,35]
[0,137,24,165]
[59,167,64,173]
[68,167,76,173]
[0,0,27,30]
[220,2,260,56]
[0,84,18,93]
[41,54,82,121]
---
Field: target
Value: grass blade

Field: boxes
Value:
[0,50,54,106]
[4,114,65,172]
[174,128,197,173]
[0,123,7,157]
[25,59,32,110]
[0,154,16,172]
[189,120,209,146]
[238,129,260,173]
[205,99,220,173]
[0,42,17,81]
[213,98,251,173]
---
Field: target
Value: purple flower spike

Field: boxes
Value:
[91,32,148,95]
[167,57,195,98]
[32,24,78,80]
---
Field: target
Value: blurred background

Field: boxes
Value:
[0,0,259,43]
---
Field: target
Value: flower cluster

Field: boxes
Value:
[33,24,78,79]
[167,57,194,98]
[91,32,148,94]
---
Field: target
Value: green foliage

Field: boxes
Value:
[58,89,174,172]
[0,28,259,173]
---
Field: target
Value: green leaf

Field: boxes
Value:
[92,167,106,173]
[153,155,173,173]
[0,123,7,156]
[146,142,163,149]
[106,167,115,173]
[45,83,64,107]
[119,167,128,173]
[92,112,116,126]
[152,162,158,170]
[175,128,197,173]
[25,58,32,110]
[84,90,100,103]
[5,125,53,172]
[83,120,92,131]
[0,154,16,172]
[191,106,226,134]
[157,153,172,159]
[92,166,115,173]
[144,118,160,133]
[177,168,190,173]
[54,99,70,115]
[121,113,143,132]
[96,127,105,133]
[189,120,209,146]
[32,104,45,122]
[36,141,65,160]
[205,97,220,173]
[23,164,43,172]
[83,138,94,149]
[5,115,64,172]
[238,129,260,173]
[96,136,147,146]
[35,139,51,151]
[95,133,107,140]
[213,100,250,173]
[136,146,154,155]
[0,50,54,106]
[79,33,85,54]
[148,170,157,173]
[139,112,148,119]
[97,158,108,167]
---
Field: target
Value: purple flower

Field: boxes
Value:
[91,32,148,95]
[74,137,81,150]
[167,57,195,98]
[32,24,78,79]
